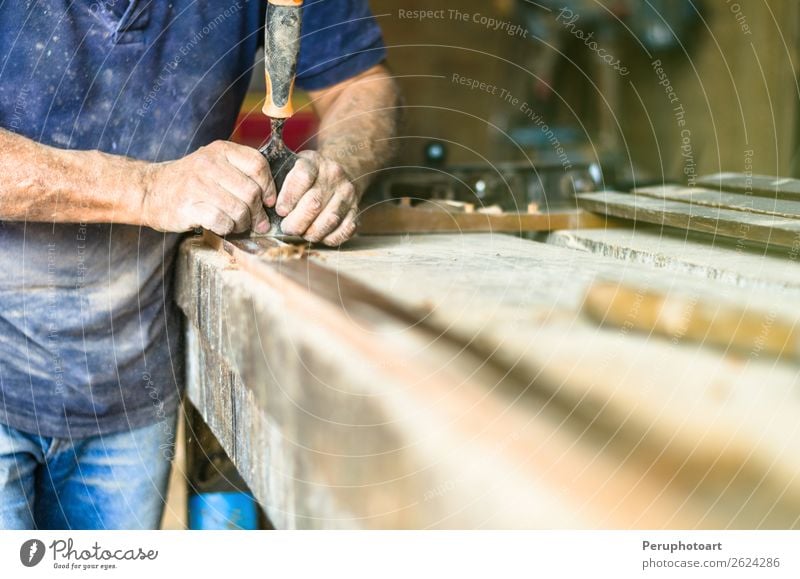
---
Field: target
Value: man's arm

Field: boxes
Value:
[0,64,399,242]
[0,127,274,234]
[274,64,400,246]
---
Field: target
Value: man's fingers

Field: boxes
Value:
[149,141,279,234]
[280,187,333,236]
[321,208,359,247]
[191,202,236,236]
[203,182,253,233]
[275,153,319,217]
[303,185,356,242]
[220,141,277,208]
[213,164,270,234]
[221,141,270,184]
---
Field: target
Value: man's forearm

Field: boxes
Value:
[0,128,146,224]
[0,128,275,235]
[312,65,400,196]
[0,66,400,234]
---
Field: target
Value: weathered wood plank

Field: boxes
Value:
[178,238,718,529]
[698,173,800,201]
[634,184,800,219]
[323,236,800,527]
[583,281,800,361]
[513,318,800,529]
[325,233,799,337]
[179,233,800,528]
[578,191,800,251]
[357,204,611,235]
[547,226,800,292]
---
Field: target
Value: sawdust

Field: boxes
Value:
[262,244,310,261]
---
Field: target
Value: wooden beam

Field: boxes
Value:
[202,231,431,331]
[548,227,800,292]
[578,191,800,250]
[180,236,713,528]
[357,204,612,235]
[583,281,800,362]
[698,173,800,201]
[177,232,800,528]
[634,184,800,219]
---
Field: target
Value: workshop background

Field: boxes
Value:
[165,0,800,530]
[374,0,799,180]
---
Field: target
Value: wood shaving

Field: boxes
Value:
[262,244,310,261]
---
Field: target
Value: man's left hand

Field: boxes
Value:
[273,150,359,247]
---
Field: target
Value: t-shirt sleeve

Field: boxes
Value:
[294,0,387,91]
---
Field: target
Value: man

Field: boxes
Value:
[0,0,399,529]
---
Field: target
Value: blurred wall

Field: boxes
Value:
[617,1,800,181]
[370,0,526,167]
[373,0,800,180]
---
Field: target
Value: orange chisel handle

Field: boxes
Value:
[263,0,303,119]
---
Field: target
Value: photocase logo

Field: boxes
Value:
[20,539,46,567]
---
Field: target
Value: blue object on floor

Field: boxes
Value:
[188,492,258,530]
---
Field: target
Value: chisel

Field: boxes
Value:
[259,0,304,235]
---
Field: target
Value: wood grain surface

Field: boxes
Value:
[177,232,800,529]
[578,191,800,250]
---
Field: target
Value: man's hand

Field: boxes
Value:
[280,63,399,246]
[0,67,397,233]
[141,140,277,235]
[275,150,360,247]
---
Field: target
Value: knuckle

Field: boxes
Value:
[244,181,261,202]
[208,215,231,235]
[342,208,358,223]
[306,191,324,213]
[293,167,313,186]
[200,141,227,161]
[299,149,319,162]
[234,204,249,222]
[328,162,346,180]
[307,217,337,241]
[249,154,269,175]
[300,209,318,225]
[324,223,356,247]
[206,210,223,224]
[222,199,246,222]
[299,157,319,176]
[324,234,344,247]
[324,213,341,230]
[340,182,356,200]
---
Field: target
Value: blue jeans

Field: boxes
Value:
[0,414,177,530]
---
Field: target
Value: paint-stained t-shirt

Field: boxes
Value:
[0,0,386,438]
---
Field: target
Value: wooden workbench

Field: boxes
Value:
[175,230,800,529]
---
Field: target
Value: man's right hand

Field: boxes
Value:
[140,140,277,235]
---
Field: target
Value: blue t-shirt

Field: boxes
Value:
[0,0,386,438]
